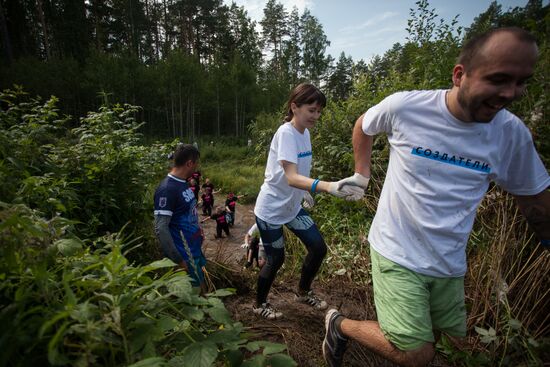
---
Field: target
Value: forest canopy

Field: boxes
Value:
[0,0,548,144]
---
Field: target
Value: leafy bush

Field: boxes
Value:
[0,89,296,367]
[0,202,295,367]
[0,87,169,238]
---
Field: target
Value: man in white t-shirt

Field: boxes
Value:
[323,27,550,367]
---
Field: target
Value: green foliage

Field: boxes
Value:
[0,202,293,367]
[197,142,264,203]
[247,111,282,164]
[0,87,169,238]
[0,88,295,366]
[310,100,362,181]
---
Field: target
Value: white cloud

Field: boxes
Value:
[339,12,399,34]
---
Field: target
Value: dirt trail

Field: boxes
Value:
[200,195,450,367]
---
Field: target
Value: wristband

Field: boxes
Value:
[311,179,320,194]
[541,239,550,248]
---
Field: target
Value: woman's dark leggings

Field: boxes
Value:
[255,208,327,305]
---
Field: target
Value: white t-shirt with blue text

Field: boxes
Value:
[254,122,312,224]
[363,89,550,277]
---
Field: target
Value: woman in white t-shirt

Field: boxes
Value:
[252,83,364,320]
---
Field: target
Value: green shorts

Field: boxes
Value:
[371,247,466,351]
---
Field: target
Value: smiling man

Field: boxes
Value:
[323,27,550,367]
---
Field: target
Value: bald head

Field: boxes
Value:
[458,27,538,72]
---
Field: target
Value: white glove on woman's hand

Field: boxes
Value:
[336,173,370,190]
[327,182,365,201]
[240,243,248,249]
[303,191,315,209]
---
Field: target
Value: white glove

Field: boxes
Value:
[240,243,248,249]
[303,191,315,209]
[336,173,370,190]
[327,182,365,201]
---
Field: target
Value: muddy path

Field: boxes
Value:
[200,195,451,367]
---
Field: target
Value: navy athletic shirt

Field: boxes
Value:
[154,174,203,259]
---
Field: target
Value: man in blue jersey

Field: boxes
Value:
[154,144,206,292]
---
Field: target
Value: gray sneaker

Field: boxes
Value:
[323,309,348,367]
[253,302,283,320]
[295,290,328,310]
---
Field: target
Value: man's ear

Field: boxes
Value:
[452,64,465,87]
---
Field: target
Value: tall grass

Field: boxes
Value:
[199,143,265,204]
[465,187,550,364]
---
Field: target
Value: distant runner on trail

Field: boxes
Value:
[200,187,214,216]
[253,83,364,320]
[153,144,207,293]
[201,178,217,194]
[322,27,550,367]
[187,177,200,201]
[225,192,244,226]
[202,206,231,239]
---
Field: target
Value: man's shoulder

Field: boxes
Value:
[389,89,440,104]
[375,89,441,113]
[157,176,188,195]
[492,109,531,139]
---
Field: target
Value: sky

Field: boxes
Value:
[222,0,542,63]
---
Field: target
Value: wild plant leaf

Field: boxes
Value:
[167,277,193,298]
[129,319,157,353]
[206,306,232,325]
[260,341,287,355]
[118,292,135,310]
[245,341,261,352]
[203,328,242,344]
[476,326,497,344]
[205,289,235,298]
[143,258,177,272]
[157,316,179,333]
[69,302,98,323]
[55,238,83,256]
[39,311,71,338]
[181,341,218,367]
[47,321,70,365]
[180,305,204,321]
[207,297,223,307]
[266,354,297,367]
[167,356,186,367]
[474,326,489,336]
[62,271,77,306]
[240,354,266,367]
[508,319,521,331]
[126,357,166,367]
[224,349,244,367]
[177,320,191,331]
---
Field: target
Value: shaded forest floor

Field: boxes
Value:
[200,196,453,367]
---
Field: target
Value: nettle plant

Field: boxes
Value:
[0,89,296,367]
[0,203,295,367]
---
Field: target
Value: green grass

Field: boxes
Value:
[199,144,265,204]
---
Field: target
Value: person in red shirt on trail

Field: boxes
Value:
[202,206,230,238]
[225,192,244,227]
[201,187,214,216]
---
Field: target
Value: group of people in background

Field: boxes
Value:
[154,27,550,367]
[152,149,247,292]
